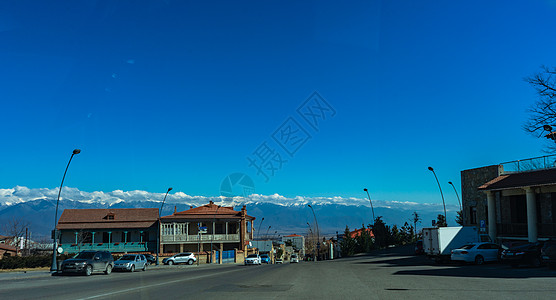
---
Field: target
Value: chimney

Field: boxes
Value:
[174,206,177,214]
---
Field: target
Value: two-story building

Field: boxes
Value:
[159,202,255,254]
[56,208,158,254]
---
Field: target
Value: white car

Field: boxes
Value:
[163,252,197,265]
[451,242,501,265]
[244,254,261,265]
[290,254,299,263]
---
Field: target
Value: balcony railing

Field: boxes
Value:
[60,242,155,254]
[161,233,240,243]
[499,154,556,174]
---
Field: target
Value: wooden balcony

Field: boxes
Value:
[161,233,240,243]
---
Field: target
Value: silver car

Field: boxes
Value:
[163,252,197,265]
[114,254,148,272]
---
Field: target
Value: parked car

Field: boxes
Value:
[275,258,283,264]
[163,252,196,265]
[415,240,424,255]
[61,250,114,276]
[501,242,544,267]
[541,240,556,268]
[290,254,299,263]
[450,242,501,264]
[114,254,148,272]
[260,254,271,264]
[144,254,156,265]
[244,254,261,265]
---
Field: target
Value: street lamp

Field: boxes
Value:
[307,204,320,261]
[265,226,271,240]
[157,187,172,266]
[363,188,376,221]
[257,217,264,240]
[448,181,462,211]
[428,167,447,226]
[51,149,81,273]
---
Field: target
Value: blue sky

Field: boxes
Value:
[1,0,556,207]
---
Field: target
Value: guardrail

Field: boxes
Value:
[499,154,556,174]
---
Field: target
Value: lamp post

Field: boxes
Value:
[363,188,376,221]
[265,226,271,240]
[448,181,462,211]
[51,149,81,273]
[307,205,320,261]
[257,217,264,240]
[428,167,447,226]
[157,187,172,266]
[210,204,221,264]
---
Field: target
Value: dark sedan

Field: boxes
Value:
[501,242,544,268]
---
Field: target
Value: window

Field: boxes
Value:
[469,206,477,225]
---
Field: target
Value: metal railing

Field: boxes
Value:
[161,233,240,243]
[60,242,154,254]
[499,154,556,174]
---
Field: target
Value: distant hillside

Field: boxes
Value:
[0,199,456,240]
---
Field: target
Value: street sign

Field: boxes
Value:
[480,220,486,228]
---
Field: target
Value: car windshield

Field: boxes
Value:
[74,252,96,259]
[119,255,136,261]
[247,254,259,258]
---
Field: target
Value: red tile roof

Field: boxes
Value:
[350,228,374,238]
[479,168,556,191]
[0,243,17,252]
[161,202,255,221]
[284,234,303,237]
[56,208,158,230]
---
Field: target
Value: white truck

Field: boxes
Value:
[422,226,479,262]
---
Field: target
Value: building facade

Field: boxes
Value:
[160,202,255,254]
[462,155,556,243]
[282,234,305,257]
[56,208,158,254]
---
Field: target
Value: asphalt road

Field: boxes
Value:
[2,247,556,300]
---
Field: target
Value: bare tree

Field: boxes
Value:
[1,217,30,248]
[524,66,556,152]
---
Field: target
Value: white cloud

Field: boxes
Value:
[0,186,457,213]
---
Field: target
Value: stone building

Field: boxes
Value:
[462,155,556,243]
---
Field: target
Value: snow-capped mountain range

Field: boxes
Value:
[0,186,458,239]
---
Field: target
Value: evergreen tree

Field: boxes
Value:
[436,214,447,227]
[455,210,464,225]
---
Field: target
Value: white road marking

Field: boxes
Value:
[77,268,242,300]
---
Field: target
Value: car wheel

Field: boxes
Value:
[187,259,193,265]
[168,260,174,265]
[475,255,485,265]
[104,264,112,275]
[142,264,147,271]
[85,265,93,276]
